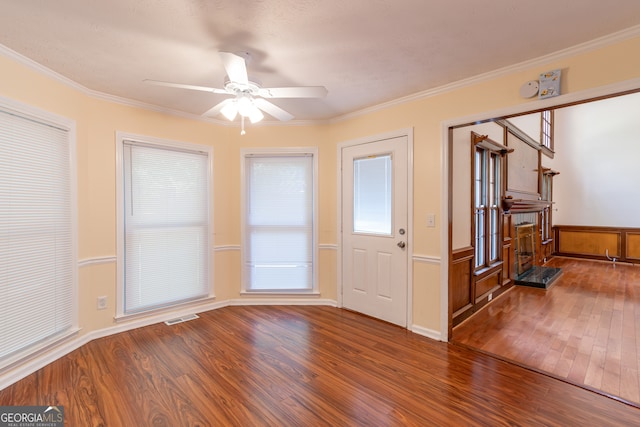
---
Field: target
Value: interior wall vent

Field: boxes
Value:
[164,313,200,326]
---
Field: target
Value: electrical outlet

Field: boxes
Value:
[97,296,107,310]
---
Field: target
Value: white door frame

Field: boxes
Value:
[337,128,414,328]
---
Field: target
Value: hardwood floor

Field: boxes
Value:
[1,305,639,426]
[453,257,640,408]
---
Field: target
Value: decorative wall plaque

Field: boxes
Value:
[538,69,561,99]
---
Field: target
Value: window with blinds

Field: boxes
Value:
[353,154,392,235]
[0,100,76,366]
[120,138,211,315]
[242,150,317,292]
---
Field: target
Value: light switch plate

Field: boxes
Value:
[426,214,436,228]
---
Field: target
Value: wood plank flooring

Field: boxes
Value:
[1,305,639,426]
[453,257,640,407]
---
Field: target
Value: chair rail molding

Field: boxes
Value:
[413,254,441,264]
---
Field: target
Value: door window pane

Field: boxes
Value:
[353,154,392,235]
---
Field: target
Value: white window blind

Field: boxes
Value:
[123,141,209,314]
[353,154,392,235]
[0,108,74,363]
[244,154,314,291]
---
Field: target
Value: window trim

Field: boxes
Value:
[0,95,79,368]
[540,169,558,244]
[115,132,214,320]
[540,109,554,154]
[471,133,506,272]
[240,147,319,294]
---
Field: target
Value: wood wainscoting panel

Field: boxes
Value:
[451,247,474,317]
[502,243,512,286]
[555,225,640,263]
[502,214,513,286]
[558,229,620,257]
[475,269,501,303]
[503,213,512,238]
[627,232,640,262]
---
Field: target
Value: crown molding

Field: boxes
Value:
[3,23,640,126]
[331,24,640,123]
[89,89,230,125]
[0,43,88,92]
[0,43,319,127]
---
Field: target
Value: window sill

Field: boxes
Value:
[541,146,555,159]
[474,261,504,278]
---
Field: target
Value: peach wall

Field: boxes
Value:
[0,51,336,336]
[1,32,640,344]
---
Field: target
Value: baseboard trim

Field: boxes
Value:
[410,324,443,341]
[228,298,338,307]
[0,330,88,392]
[3,298,431,391]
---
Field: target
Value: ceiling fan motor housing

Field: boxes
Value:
[224,78,262,95]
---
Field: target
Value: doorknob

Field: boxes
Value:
[397,241,406,249]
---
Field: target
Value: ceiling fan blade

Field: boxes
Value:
[219,52,248,85]
[258,86,328,98]
[202,99,235,117]
[254,98,294,121]
[144,79,227,94]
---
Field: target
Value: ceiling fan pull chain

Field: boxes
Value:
[240,115,246,135]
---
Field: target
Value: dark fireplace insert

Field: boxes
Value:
[514,222,562,289]
[515,223,535,275]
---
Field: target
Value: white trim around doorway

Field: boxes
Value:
[336,128,414,329]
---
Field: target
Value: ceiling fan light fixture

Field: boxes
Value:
[220,101,238,121]
[237,95,254,117]
[248,106,264,123]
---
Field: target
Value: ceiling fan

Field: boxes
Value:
[144,52,328,134]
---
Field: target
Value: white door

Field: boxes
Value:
[342,136,408,326]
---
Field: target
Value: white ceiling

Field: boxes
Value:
[1,0,640,122]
